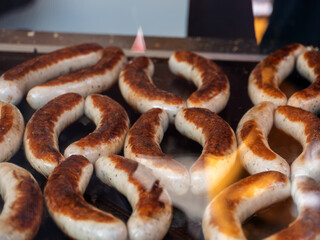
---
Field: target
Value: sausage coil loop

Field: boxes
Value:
[96,155,172,240]
[0,162,43,240]
[45,155,127,240]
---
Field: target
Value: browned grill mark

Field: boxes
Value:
[304,51,320,76]
[255,101,271,111]
[26,93,83,164]
[75,94,129,148]
[209,171,288,237]
[292,77,320,100]
[45,155,116,222]
[3,43,102,81]
[188,73,228,103]
[122,56,184,105]
[184,108,233,155]
[128,108,163,157]
[109,155,166,218]
[174,51,229,103]
[293,51,320,100]
[252,43,302,98]
[182,108,234,171]
[9,170,43,236]
[0,104,14,142]
[127,108,184,172]
[263,44,302,66]
[240,120,276,160]
[277,106,320,143]
[41,47,124,86]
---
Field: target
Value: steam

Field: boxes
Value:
[130,151,242,220]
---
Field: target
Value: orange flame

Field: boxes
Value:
[206,150,243,200]
[131,26,146,53]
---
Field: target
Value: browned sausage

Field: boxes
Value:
[96,155,172,240]
[27,47,127,109]
[248,43,305,106]
[65,94,130,163]
[45,155,127,240]
[169,51,230,113]
[24,93,84,177]
[0,43,103,105]
[0,162,43,240]
[175,108,237,195]
[124,108,189,195]
[119,56,186,123]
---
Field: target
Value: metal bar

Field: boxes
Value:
[0,29,264,62]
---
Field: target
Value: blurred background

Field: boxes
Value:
[0,0,190,37]
[0,0,319,51]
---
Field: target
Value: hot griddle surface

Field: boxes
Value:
[0,52,309,239]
